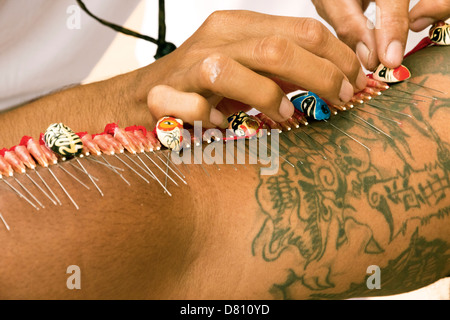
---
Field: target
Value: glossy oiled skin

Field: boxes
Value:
[0,45,449,300]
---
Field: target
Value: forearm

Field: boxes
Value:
[0,66,156,148]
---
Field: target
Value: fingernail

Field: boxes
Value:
[210,108,228,128]
[279,96,294,120]
[385,40,404,68]
[410,17,435,31]
[356,69,367,91]
[356,42,371,68]
[339,80,354,103]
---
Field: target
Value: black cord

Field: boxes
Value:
[154,0,177,59]
[76,0,176,59]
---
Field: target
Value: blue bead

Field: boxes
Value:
[291,92,331,121]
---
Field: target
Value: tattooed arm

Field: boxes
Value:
[0,45,448,300]
[247,44,450,299]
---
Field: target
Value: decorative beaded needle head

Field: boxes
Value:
[429,21,450,45]
[43,123,83,158]
[372,64,411,83]
[227,111,262,138]
[156,116,184,152]
[290,92,331,121]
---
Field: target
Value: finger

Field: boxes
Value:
[375,0,410,68]
[410,0,450,31]
[272,17,368,90]
[209,11,367,89]
[147,85,228,129]
[312,0,379,70]
[224,35,356,106]
[180,53,294,123]
[216,99,253,116]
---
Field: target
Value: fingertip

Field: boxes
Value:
[147,84,175,114]
[339,80,354,104]
[209,108,229,129]
[356,69,368,91]
[279,96,295,121]
[356,42,371,69]
[409,17,435,32]
[382,40,404,69]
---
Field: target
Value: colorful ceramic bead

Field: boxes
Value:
[156,116,184,152]
[372,64,411,83]
[227,111,262,137]
[290,92,331,120]
[43,123,83,157]
[429,21,450,45]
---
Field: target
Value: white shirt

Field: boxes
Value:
[0,0,140,111]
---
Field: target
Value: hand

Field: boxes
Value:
[410,0,450,31]
[140,11,366,129]
[312,0,411,70]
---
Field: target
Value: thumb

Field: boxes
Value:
[410,0,450,31]
[313,0,379,70]
[374,0,411,69]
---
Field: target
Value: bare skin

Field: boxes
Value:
[0,45,449,300]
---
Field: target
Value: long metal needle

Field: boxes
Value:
[338,113,382,136]
[258,139,297,168]
[300,129,333,155]
[212,140,238,171]
[324,120,371,152]
[86,157,124,171]
[137,153,179,187]
[76,159,103,197]
[389,87,436,100]
[144,152,187,185]
[381,93,425,103]
[405,81,447,95]
[69,162,100,182]
[350,113,393,140]
[357,108,402,125]
[14,177,44,209]
[2,178,39,210]
[132,154,173,196]
[308,126,342,150]
[154,151,186,179]
[366,103,414,118]
[114,155,150,184]
[0,212,10,231]
[35,170,62,206]
[163,154,170,194]
[282,134,316,162]
[48,167,79,210]
[123,154,155,180]
[27,173,58,206]
[193,151,210,177]
[57,164,91,190]
[100,155,130,186]
[291,131,327,160]
[371,97,417,105]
